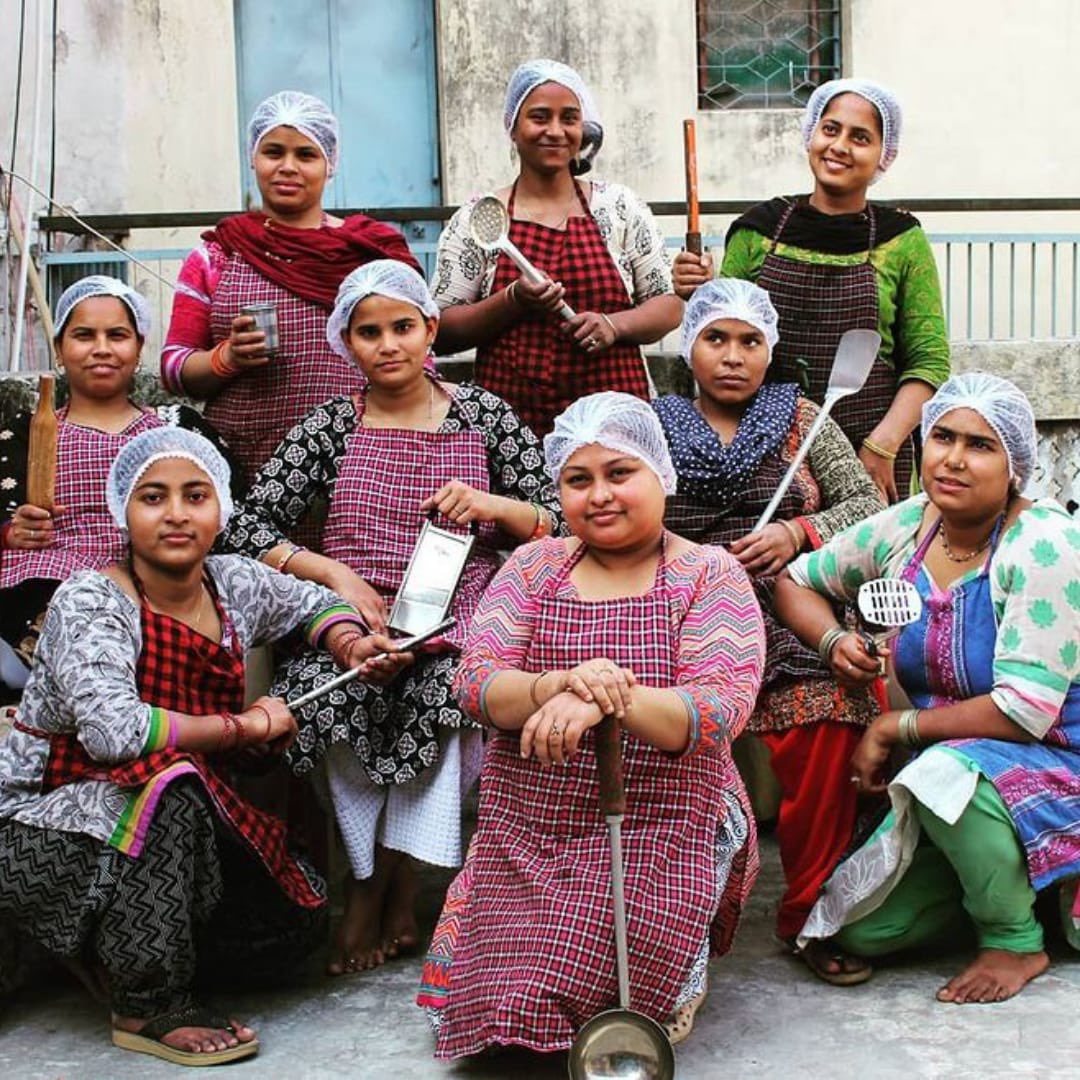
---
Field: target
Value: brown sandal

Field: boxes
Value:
[784,936,873,987]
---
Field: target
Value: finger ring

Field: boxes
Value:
[585,337,596,348]
[550,725,562,738]
[850,776,860,784]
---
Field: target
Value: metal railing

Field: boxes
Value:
[14,198,1080,370]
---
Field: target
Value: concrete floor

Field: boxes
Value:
[1,836,1079,1080]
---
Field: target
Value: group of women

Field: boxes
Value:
[0,53,1075,1070]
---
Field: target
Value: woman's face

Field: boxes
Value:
[57,297,142,402]
[559,444,666,552]
[126,457,221,572]
[511,82,583,176]
[921,407,1013,520]
[254,125,328,217]
[344,294,437,390]
[807,93,883,199]
[690,317,770,409]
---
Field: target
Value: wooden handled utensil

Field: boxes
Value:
[27,373,58,514]
[683,119,702,256]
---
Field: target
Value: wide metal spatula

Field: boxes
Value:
[753,328,881,532]
[468,196,577,321]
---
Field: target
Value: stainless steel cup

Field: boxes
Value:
[241,302,279,356]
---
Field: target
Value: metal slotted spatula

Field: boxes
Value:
[468,196,577,321]
[753,328,881,532]
[856,577,922,667]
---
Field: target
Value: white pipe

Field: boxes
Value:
[10,0,48,372]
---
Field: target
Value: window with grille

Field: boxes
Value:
[696,1,841,110]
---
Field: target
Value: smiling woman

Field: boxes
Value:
[0,276,237,698]
[431,59,682,438]
[674,78,950,504]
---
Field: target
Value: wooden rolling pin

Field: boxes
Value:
[27,373,58,513]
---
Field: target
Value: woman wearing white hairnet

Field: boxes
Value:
[223,261,561,977]
[418,391,765,1054]
[0,275,238,698]
[653,279,883,984]
[162,90,421,486]
[675,78,950,503]
[431,59,682,438]
[775,373,1080,1004]
[0,427,403,1065]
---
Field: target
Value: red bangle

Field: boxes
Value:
[219,712,234,752]
[249,704,272,742]
[209,340,241,378]
[231,711,246,748]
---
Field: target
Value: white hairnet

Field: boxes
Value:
[107,427,235,532]
[680,278,780,364]
[544,391,677,495]
[802,78,902,180]
[54,275,151,339]
[325,260,440,359]
[921,372,1037,490]
[247,90,340,176]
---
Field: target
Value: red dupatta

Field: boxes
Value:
[206,211,421,311]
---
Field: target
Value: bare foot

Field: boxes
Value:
[113,1012,256,1054]
[936,948,1049,1004]
[382,854,420,957]
[326,846,395,976]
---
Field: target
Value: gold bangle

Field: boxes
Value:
[862,437,898,462]
[274,543,306,572]
[506,281,520,308]
[778,518,803,553]
[529,670,549,708]
[600,313,619,340]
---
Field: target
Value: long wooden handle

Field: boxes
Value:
[594,714,626,816]
[683,118,702,255]
[27,373,58,513]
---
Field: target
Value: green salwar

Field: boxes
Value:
[837,777,1044,957]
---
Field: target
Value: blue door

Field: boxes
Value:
[234,1,441,218]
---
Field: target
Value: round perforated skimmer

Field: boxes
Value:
[469,196,510,249]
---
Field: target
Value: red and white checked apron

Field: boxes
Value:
[757,201,914,492]
[0,410,161,590]
[206,255,364,483]
[321,382,502,653]
[474,182,650,438]
[434,539,755,1056]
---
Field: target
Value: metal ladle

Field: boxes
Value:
[567,717,675,1080]
[468,196,577,321]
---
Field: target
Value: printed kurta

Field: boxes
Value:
[420,538,764,1057]
[791,497,1080,943]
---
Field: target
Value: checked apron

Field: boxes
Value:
[206,255,364,484]
[430,539,756,1056]
[15,580,323,908]
[474,181,650,437]
[281,381,492,782]
[0,410,161,590]
[757,201,914,493]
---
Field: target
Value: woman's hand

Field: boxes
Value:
[5,503,65,549]
[564,659,636,720]
[421,481,499,526]
[850,712,900,793]
[520,691,604,766]
[729,522,803,577]
[565,311,619,354]
[672,251,715,300]
[512,274,568,317]
[243,695,298,752]
[829,632,885,688]
[342,632,414,686]
[324,566,388,632]
[858,444,899,504]
[227,314,272,370]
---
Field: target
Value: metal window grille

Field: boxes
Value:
[697,1,842,110]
